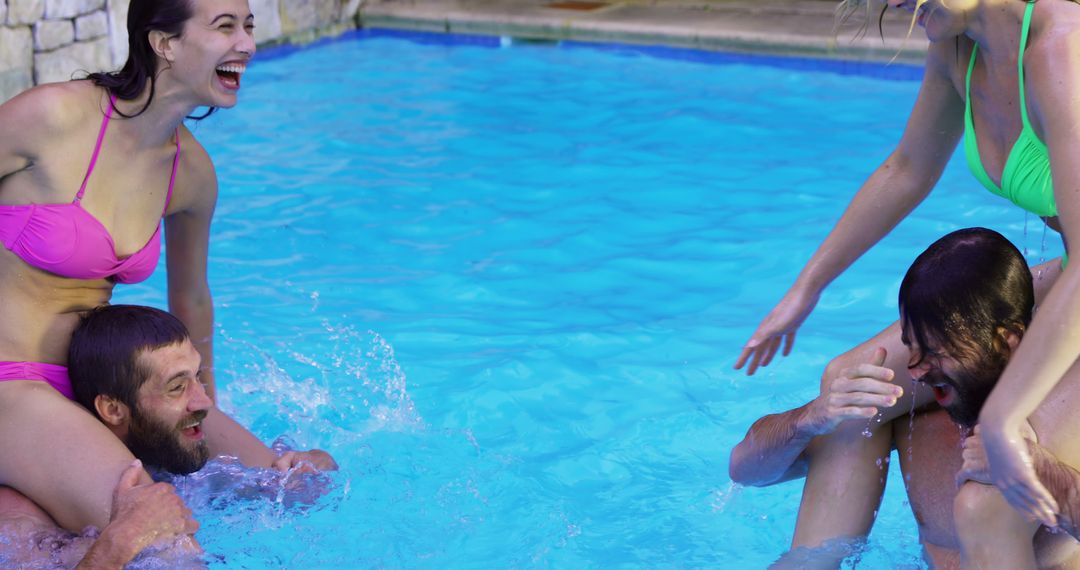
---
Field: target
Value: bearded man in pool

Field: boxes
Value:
[0,305,336,566]
[730,228,1080,569]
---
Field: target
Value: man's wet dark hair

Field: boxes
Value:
[86,0,213,120]
[899,227,1033,375]
[69,304,190,416]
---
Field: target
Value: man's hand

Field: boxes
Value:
[272,449,338,474]
[799,347,902,437]
[106,460,200,552]
[77,460,200,569]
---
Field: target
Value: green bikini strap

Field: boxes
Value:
[965,41,977,107]
[1018,1,1035,130]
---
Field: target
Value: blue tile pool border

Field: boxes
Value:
[255,27,925,82]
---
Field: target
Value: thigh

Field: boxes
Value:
[0,381,148,532]
[790,320,936,550]
[0,485,53,525]
[955,482,1039,570]
[793,414,894,551]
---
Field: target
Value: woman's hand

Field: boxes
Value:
[736,286,820,375]
[956,423,1037,487]
[981,420,1060,527]
[272,449,339,474]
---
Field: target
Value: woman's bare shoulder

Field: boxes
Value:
[0,82,108,152]
[177,126,216,187]
[1,81,103,134]
[171,125,218,214]
[1024,16,1080,121]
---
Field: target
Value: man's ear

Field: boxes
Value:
[94,395,130,427]
[999,326,1023,354]
[148,29,176,63]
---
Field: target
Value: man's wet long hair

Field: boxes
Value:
[899,227,1033,372]
[69,304,190,417]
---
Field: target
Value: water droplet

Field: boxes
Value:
[1023,212,1029,255]
[1041,218,1048,264]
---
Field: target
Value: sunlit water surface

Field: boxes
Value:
[100,30,1065,567]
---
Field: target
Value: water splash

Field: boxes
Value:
[710,482,742,513]
[0,520,207,570]
[217,322,424,446]
[166,457,343,527]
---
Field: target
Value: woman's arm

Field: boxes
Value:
[164,137,278,468]
[163,138,219,400]
[0,94,35,181]
[977,29,1080,526]
[0,84,80,184]
[737,42,966,374]
[164,134,337,472]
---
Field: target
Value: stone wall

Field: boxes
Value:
[0,0,364,102]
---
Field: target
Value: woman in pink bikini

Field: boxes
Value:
[0,0,332,535]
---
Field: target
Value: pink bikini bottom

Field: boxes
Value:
[0,362,74,400]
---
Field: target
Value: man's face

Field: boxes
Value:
[124,339,213,474]
[903,332,1009,428]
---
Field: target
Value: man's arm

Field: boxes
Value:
[1029,442,1080,539]
[729,347,901,486]
[729,404,818,486]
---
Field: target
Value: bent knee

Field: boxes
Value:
[821,354,852,392]
[820,343,888,392]
[954,482,1036,539]
[955,482,1004,527]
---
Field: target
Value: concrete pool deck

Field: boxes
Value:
[357,0,931,65]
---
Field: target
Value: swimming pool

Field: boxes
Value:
[114,29,1064,567]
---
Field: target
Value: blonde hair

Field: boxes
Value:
[835,0,1065,41]
[832,0,917,62]
[834,0,890,41]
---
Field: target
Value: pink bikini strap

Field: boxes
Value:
[164,128,181,214]
[75,95,116,204]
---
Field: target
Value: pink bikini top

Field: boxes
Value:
[0,97,179,284]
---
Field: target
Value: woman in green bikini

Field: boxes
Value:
[737,0,1080,564]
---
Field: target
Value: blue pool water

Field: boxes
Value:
[113,30,1064,567]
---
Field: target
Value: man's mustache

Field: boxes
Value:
[177,408,209,430]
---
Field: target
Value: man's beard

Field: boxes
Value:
[125,407,210,475]
[924,350,1009,429]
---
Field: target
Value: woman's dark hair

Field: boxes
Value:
[899,227,1034,370]
[69,304,190,417]
[86,0,213,120]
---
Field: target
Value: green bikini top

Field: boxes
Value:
[963,1,1056,218]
